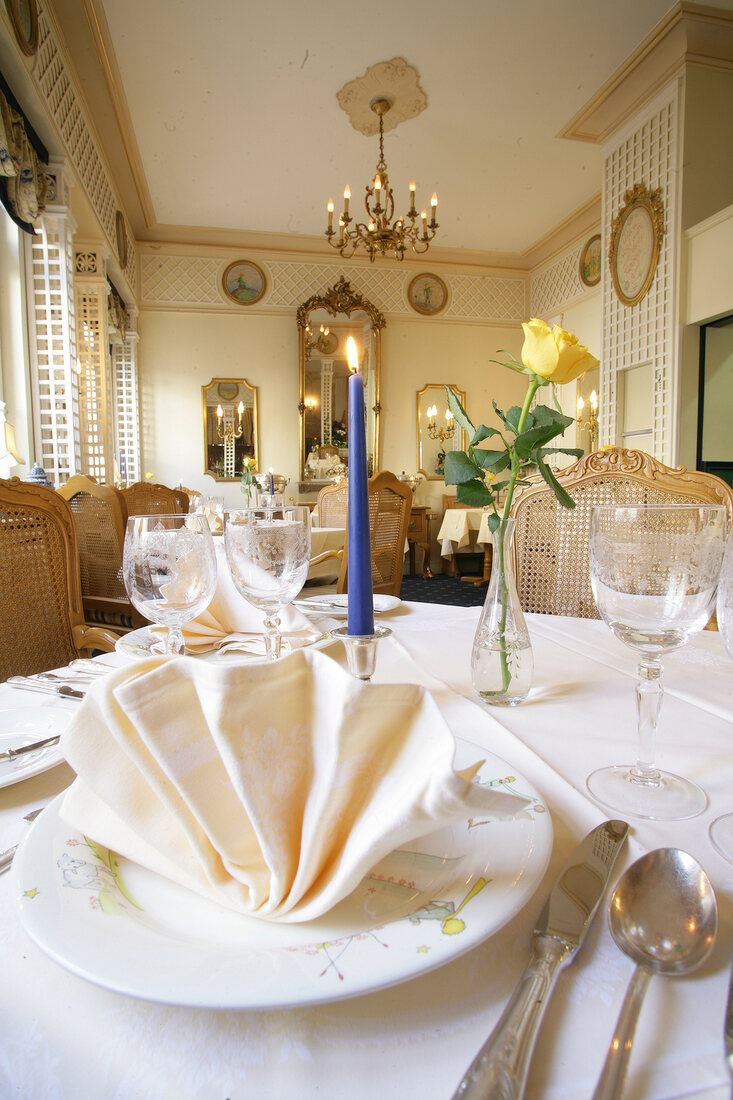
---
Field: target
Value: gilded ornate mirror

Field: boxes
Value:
[202,377,259,481]
[297,277,384,488]
[417,383,466,480]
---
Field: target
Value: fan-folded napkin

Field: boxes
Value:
[60,649,528,922]
[152,538,323,655]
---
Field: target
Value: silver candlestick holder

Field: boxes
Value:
[330,625,392,680]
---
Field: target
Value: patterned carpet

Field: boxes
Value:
[399,572,487,606]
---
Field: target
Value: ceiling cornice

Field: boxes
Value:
[559,2,733,145]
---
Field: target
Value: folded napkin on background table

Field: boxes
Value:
[194,502,223,534]
[60,649,528,922]
[151,547,323,655]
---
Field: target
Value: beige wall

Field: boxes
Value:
[138,307,528,565]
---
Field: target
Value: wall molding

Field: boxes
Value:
[139,250,529,325]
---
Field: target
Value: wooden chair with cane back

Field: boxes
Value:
[316,479,349,527]
[0,478,119,681]
[335,471,413,598]
[121,481,188,515]
[509,448,733,619]
[57,475,146,634]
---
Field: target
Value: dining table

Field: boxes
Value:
[1,602,732,1100]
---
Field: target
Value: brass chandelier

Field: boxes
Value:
[325,98,438,262]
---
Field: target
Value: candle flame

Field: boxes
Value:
[216,404,223,418]
[590,389,598,409]
[327,199,334,213]
[346,336,359,373]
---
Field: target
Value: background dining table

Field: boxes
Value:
[1,602,732,1100]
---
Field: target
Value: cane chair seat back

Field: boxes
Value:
[0,478,119,680]
[336,471,412,598]
[57,475,145,633]
[121,481,187,515]
[316,480,349,527]
[510,449,733,619]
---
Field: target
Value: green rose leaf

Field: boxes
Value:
[487,512,501,533]
[474,449,510,473]
[515,422,569,458]
[470,424,500,445]
[444,450,481,485]
[456,479,496,507]
[536,454,576,509]
[445,387,475,434]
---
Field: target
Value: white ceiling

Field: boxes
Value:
[54,0,733,256]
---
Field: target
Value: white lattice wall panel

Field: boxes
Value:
[113,328,141,484]
[26,213,80,483]
[33,8,137,294]
[530,243,590,318]
[601,82,679,465]
[140,254,528,323]
[76,284,109,481]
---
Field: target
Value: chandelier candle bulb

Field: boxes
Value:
[346,335,374,637]
[327,200,334,230]
[431,193,438,226]
[343,187,350,216]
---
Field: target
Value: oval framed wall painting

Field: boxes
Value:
[609,183,665,307]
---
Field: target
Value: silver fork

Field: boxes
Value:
[0,808,44,875]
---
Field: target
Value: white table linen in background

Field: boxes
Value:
[1,604,732,1100]
[437,507,493,558]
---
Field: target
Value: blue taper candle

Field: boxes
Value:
[346,338,374,635]
[269,468,274,493]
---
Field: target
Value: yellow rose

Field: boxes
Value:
[520,318,599,385]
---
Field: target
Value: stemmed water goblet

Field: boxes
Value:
[123,514,218,655]
[224,505,311,660]
[709,534,733,861]
[586,503,726,820]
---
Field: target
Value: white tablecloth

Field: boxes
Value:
[1,606,732,1099]
[437,508,493,556]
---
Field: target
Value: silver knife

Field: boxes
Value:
[7,677,85,699]
[451,818,629,1100]
[0,734,61,760]
[725,956,733,1091]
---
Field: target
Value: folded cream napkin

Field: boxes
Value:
[194,502,224,535]
[151,543,323,655]
[60,649,528,923]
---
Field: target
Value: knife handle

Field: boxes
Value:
[451,934,571,1100]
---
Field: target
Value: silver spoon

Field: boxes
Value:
[592,848,718,1100]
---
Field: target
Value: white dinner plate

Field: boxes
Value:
[0,706,71,789]
[295,593,401,618]
[13,741,551,1009]
[115,626,334,664]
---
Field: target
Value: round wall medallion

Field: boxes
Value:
[5,0,39,56]
[407,273,448,316]
[221,261,267,305]
[115,210,128,269]
[609,183,665,307]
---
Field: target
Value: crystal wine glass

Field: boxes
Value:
[224,505,311,660]
[709,534,733,861]
[123,514,217,655]
[586,503,726,820]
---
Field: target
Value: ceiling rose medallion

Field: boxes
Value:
[324,59,438,262]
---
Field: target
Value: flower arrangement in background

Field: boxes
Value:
[434,449,446,476]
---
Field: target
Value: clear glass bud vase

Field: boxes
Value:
[471,517,533,706]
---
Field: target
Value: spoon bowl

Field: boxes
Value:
[592,848,717,1100]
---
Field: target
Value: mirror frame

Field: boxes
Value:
[201,376,260,482]
[416,383,467,480]
[296,277,385,483]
